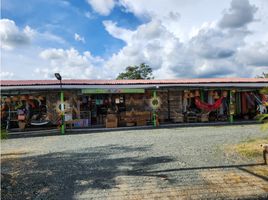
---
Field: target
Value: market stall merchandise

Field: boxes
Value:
[106,114,118,128]
[1,78,266,131]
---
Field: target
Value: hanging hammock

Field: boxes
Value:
[195,97,224,111]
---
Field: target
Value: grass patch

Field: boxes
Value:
[1,129,8,139]
[230,136,268,158]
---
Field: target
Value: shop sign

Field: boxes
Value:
[82,88,145,94]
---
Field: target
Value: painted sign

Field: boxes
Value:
[82,88,145,94]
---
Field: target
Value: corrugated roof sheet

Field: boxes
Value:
[1,78,268,86]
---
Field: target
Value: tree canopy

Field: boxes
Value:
[256,72,268,78]
[116,63,154,80]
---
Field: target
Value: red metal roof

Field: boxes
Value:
[1,78,268,86]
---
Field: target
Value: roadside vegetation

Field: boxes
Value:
[1,129,8,139]
[258,87,268,131]
[227,136,268,159]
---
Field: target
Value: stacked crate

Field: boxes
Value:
[169,91,183,121]
[157,91,169,122]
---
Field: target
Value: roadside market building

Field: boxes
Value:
[1,78,267,131]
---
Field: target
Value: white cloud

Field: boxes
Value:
[237,42,268,66]
[219,0,257,28]
[102,20,133,42]
[84,11,95,19]
[102,0,267,79]
[104,20,188,78]
[2,1,268,80]
[86,0,115,16]
[0,71,14,80]
[37,48,105,79]
[0,18,66,51]
[74,33,86,43]
[118,0,231,41]
[0,18,33,50]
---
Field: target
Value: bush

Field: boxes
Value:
[1,129,8,139]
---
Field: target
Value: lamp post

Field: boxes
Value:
[55,73,65,134]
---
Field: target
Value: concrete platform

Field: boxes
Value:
[6,120,261,139]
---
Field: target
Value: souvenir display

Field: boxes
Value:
[1,80,264,130]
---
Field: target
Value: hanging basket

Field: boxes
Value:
[208,91,214,96]
[20,95,27,101]
[18,121,26,130]
[183,92,189,99]
[38,96,44,101]
[12,96,19,102]
[189,92,194,98]
[214,92,219,99]
[28,95,34,100]
[222,91,228,97]
[5,97,11,103]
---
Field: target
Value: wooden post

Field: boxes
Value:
[200,90,204,101]
[229,90,234,123]
[167,89,170,121]
[153,90,157,127]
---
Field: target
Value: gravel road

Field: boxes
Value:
[1,124,268,199]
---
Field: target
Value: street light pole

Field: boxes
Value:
[55,73,65,134]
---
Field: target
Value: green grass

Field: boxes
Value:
[231,136,268,158]
[1,129,8,139]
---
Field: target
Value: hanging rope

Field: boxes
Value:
[252,93,263,105]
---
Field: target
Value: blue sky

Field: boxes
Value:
[1,0,142,56]
[1,0,268,79]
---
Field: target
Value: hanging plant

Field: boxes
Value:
[258,87,268,131]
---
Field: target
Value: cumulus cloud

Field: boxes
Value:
[74,33,85,43]
[0,18,66,51]
[237,42,268,66]
[2,0,267,80]
[102,0,264,79]
[104,20,192,79]
[97,0,268,79]
[0,19,33,50]
[86,0,115,16]
[189,27,248,59]
[219,0,257,28]
[38,48,105,79]
[103,20,134,42]
[0,71,14,80]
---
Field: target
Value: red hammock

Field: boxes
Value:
[195,97,224,111]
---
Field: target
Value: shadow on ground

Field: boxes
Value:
[1,144,267,200]
[1,145,175,200]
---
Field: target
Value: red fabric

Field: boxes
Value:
[241,92,247,114]
[27,100,36,108]
[195,97,223,111]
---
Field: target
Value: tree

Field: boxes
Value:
[256,72,268,78]
[116,63,154,80]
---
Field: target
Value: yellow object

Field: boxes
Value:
[189,92,194,98]
[214,92,219,99]
[208,91,214,96]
